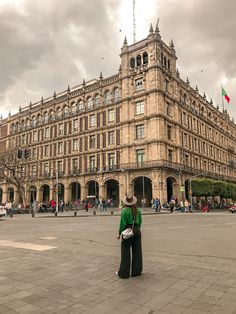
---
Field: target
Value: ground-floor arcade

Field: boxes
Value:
[0,169,193,207]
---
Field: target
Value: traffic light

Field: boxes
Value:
[53,183,57,193]
[17,149,23,159]
[24,149,30,159]
[57,183,62,195]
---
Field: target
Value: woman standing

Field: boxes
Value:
[117,195,142,279]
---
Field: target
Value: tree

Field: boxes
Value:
[212,181,228,198]
[192,179,214,197]
[0,150,33,207]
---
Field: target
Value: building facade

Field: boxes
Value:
[0,23,236,206]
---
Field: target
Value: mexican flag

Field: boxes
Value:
[222,87,230,103]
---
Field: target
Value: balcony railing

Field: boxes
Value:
[69,169,81,176]
[103,165,119,172]
[85,167,98,174]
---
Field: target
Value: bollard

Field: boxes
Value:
[93,210,96,215]
[32,212,35,218]
[111,210,114,215]
[74,211,77,216]
[10,212,13,218]
[55,212,58,217]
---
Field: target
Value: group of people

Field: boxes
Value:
[73,197,114,211]
[150,198,161,212]
[167,197,193,213]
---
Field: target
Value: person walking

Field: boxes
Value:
[116,195,142,279]
[154,198,160,212]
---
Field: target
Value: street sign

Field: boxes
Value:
[180,186,185,192]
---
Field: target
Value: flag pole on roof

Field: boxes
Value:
[221,84,230,112]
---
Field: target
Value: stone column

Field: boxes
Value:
[2,188,7,203]
[50,186,54,201]
[37,187,43,203]
[80,185,87,201]
[99,184,107,199]
[64,187,71,203]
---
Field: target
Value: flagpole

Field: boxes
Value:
[221,83,225,112]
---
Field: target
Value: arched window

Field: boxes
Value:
[136,55,142,67]
[32,116,37,127]
[87,97,93,110]
[21,120,25,130]
[164,56,167,67]
[37,115,42,125]
[130,57,135,68]
[183,94,187,104]
[44,112,49,123]
[64,105,69,117]
[104,91,111,105]
[26,118,31,128]
[10,124,14,134]
[49,110,53,122]
[57,107,62,118]
[167,59,170,70]
[95,94,100,107]
[114,88,120,102]
[78,100,84,111]
[71,103,77,114]
[143,52,148,64]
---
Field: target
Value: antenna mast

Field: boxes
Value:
[133,0,136,43]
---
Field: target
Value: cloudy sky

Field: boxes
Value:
[0,0,236,120]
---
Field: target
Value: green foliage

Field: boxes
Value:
[212,181,227,197]
[192,179,213,196]
[192,178,236,200]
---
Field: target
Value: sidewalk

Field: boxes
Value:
[34,207,169,218]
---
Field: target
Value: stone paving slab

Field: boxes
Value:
[0,212,236,313]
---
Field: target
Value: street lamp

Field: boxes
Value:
[142,176,145,207]
[48,165,59,213]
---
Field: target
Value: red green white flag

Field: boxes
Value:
[222,87,230,103]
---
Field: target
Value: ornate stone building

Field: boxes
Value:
[0,23,236,206]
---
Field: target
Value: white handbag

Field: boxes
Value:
[121,215,135,240]
[121,227,133,240]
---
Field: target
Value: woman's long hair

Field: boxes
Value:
[127,204,138,220]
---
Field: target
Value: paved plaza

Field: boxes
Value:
[0,210,236,314]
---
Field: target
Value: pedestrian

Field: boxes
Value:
[99,196,103,212]
[154,198,160,212]
[116,195,143,279]
[169,199,175,213]
[60,199,65,212]
[84,200,89,212]
[50,199,56,212]
[102,198,107,212]
[141,198,146,208]
[179,200,184,212]
[151,198,155,209]
[184,199,189,212]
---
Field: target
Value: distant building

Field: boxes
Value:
[0,22,236,206]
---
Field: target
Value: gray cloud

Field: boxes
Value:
[0,0,235,120]
[0,0,121,115]
[156,0,236,117]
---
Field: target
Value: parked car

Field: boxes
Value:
[0,205,7,218]
[229,205,236,213]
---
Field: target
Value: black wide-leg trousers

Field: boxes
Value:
[118,225,142,279]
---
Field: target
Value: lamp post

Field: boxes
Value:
[142,176,145,207]
[55,168,59,213]
[48,165,59,213]
[76,182,78,202]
